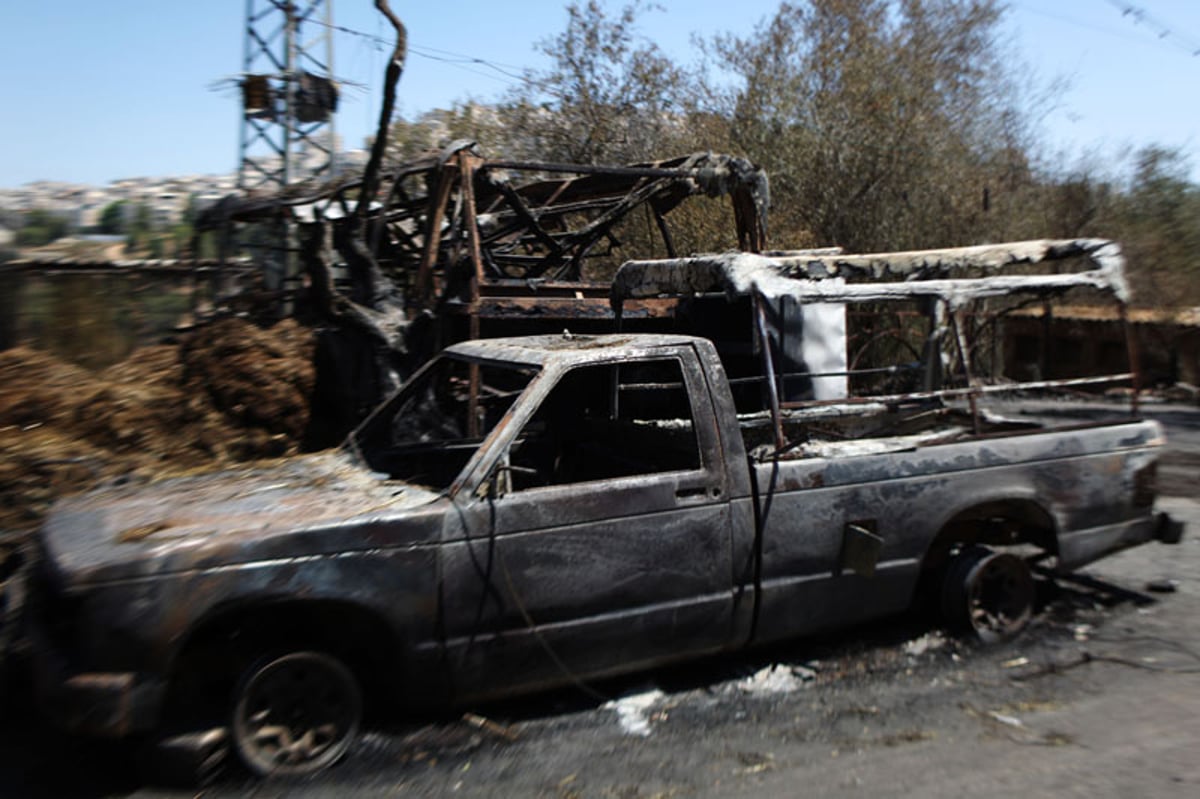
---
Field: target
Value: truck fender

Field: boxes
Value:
[920,491,1060,573]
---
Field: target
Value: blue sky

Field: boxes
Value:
[2,1,1199,187]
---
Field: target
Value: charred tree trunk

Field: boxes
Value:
[298,1,412,440]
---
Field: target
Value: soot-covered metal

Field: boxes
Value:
[7,310,1183,777]
[5,239,1187,779]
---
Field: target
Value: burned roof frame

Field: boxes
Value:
[199,143,768,316]
[608,239,1140,451]
[610,239,1129,312]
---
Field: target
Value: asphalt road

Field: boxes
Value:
[3,402,1198,798]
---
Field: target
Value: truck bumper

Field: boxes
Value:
[1058,510,1185,571]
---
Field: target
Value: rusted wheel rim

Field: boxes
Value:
[232,651,361,777]
[965,551,1034,640]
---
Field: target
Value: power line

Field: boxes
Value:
[1101,0,1200,56]
[407,45,528,86]
[304,17,559,95]
[407,43,528,73]
[1015,2,1145,42]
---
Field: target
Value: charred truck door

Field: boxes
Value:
[440,348,734,699]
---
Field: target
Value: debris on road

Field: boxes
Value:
[902,631,948,658]
[604,688,665,737]
[461,713,519,743]
[738,664,816,695]
[986,710,1025,729]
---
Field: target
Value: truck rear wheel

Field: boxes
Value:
[941,545,1035,643]
[231,650,362,777]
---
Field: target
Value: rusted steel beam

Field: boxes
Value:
[948,311,981,435]
[459,150,487,438]
[459,152,487,289]
[472,297,678,320]
[481,173,563,262]
[554,177,670,280]
[498,196,623,221]
[652,203,677,258]
[414,163,459,308]
[753,292,786,452]
[372,171,418,257]
[727,364,921,384]
[779,373,1135,410]
[484,161,730,179]
[480,280,612,296]
[2,259,244,275]
[1121,302,1142,417]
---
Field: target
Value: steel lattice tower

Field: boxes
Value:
[235,0,337,312]
[238,0,338,192]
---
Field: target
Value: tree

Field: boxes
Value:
[182,194,200,226]
[385,104,505,163]
[126,202,154,253]
[1109,146,1200,305]
[99,201,126,235]
[703,0,1045,252]
[290,0,412,419]
[496,1,685,164]
[15,209,70,246]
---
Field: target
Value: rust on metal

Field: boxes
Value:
[752,292,786,451]
[775,375,1138,410]
[611,240,1129,310]
[199,149,768,320]
[610,239,1141,446]
[12,327,1182,772]
[1120,302,1142,416]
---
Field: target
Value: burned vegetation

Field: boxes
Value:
[0,318,316,534]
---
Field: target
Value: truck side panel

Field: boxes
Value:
[746,420,1164,643]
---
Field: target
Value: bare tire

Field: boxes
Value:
[231,651,362,777]
[941,545,1035,644]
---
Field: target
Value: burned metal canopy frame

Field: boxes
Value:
[610,239,1140,452]
[197,145,767,438]
[610,239,1130,310]
[200,145,768,318]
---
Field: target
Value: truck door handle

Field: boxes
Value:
[676,486,715,501]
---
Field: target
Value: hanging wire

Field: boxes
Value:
[1100,0,1200,56]
[303,16,562,96]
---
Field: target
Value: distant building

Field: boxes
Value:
[0,152,411,233]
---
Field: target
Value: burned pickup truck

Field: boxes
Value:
[3,239,1183,776]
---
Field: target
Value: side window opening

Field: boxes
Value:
[505,358,701,492]
[354,356,536,491]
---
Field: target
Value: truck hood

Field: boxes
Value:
[41,451,444,586]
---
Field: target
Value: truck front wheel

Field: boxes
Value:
[231,650,362,777]
[941,545,1035,644]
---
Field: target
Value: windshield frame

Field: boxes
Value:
[345,352,542,495]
